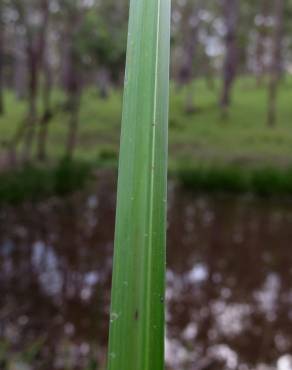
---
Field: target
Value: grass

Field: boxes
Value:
[1,77,292,168]
[168,77,292,168]
[0,76,292,199]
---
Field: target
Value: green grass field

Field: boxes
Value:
[0,77,292,202]
[1,77,292,170]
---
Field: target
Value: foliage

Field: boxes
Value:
[178,165,292,196]
[76,9,127,73]
[0,159,91,204]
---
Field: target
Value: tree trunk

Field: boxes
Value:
[255,0,268,87]
[0,9,4,115]
[64,49,81,160]
[66,92,80,159]
[220,0,239,115]
[267,0,284,127]
[178,38,197,87]
[20,0,50,163]
[62,10,83,160]
[22,48,38,163]
[97,67,111,99]
[37,34,53,161]
[37,75,52,161]
[204,54,215,92]
[177,2,201,113]
[13,32,27,100]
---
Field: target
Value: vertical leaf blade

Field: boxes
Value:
[107,0,170,369]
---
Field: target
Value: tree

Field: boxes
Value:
[36,17,53,161]
[176,0,202,113]
[255,0,270,86]
[13,30,27,100]
[12,0,50,162]
[58,0,84,159]
[76,1,127,98]
[267,0,284,127]
[220,0,240,115]
[0,0,4,115]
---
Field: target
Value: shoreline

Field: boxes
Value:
[2,160,292,205]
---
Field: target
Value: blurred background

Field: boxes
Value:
[1,0,292,369]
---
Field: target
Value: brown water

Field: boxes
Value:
[1,172,292,370]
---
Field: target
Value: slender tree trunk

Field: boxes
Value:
[13,32,27,100]
[97,67,111,99]
[185,84,197,114]
[22,48,38,162]
[37,36,53,161]
[177,2,201,113]
[0,68,4,117]
[204,54,215,92]
[62,10,83,160]
[0,9,4,116]
[64,50,81,160]
[37,71,52,161]
[178,37,197,87]
[220,0,239,115]
[180,37,198,114]
[267,0,284,127]
[267,74,277,128]
[20,0,50,163]
[255,0,268,87]
[255,35,265,87]
[66,92,81,159]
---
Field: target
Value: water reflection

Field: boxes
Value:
[1,173,292,369]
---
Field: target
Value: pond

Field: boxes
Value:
[1,171,292,370]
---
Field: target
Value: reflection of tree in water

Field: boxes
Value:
[0,176,117,369]
[167,188,292,369]
[1,176,292,369]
